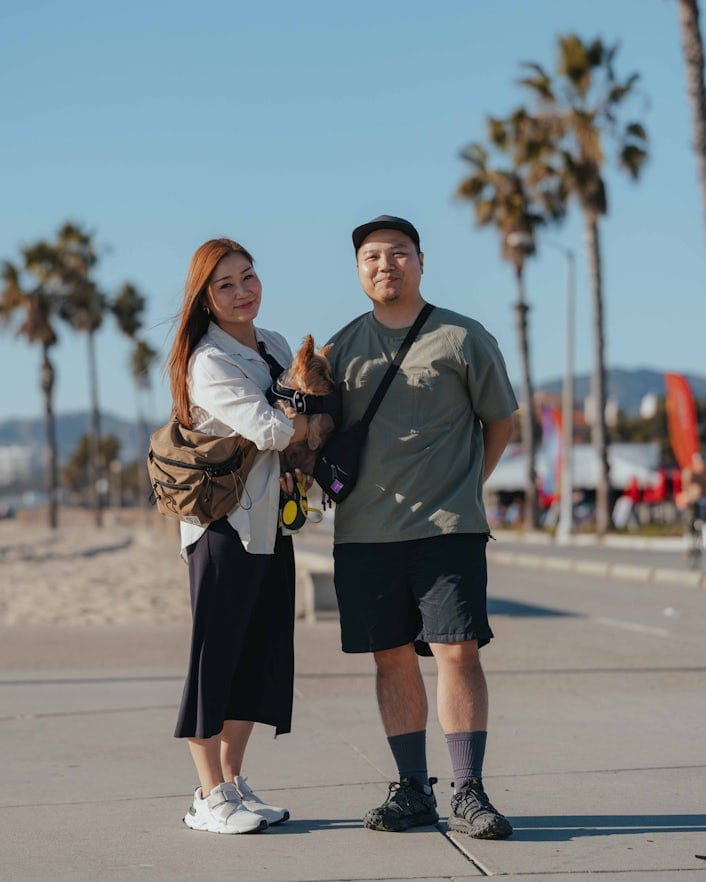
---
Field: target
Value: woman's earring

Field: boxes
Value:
[202,303,210,315]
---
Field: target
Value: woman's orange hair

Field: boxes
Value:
[167,238,254,427]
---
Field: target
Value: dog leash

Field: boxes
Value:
[259,339,325,532]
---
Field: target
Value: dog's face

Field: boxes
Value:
[282,334,334,395]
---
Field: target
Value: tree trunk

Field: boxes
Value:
[583,212,612,535]
[87,329,103,527]
[677,0,706,249]
[513,265,539,529]
[41,345,59,529]
[134,384,151,509]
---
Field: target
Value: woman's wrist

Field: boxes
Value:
[290,414,308,443]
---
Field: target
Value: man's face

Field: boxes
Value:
[356,229,424,307]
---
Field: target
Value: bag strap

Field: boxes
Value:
[361,303,434,426]
[257,340,286,382]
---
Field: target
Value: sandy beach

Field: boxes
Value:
[0,508,191,626]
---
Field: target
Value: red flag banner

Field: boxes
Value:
[664,373,699,470]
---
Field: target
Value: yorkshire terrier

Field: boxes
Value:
[274,334,336,476]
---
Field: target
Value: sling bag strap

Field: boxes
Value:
[360,302,435,426]
[257,340,286,382]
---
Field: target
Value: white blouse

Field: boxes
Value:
[179,322,295,555]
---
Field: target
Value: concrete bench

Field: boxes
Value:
[294,549,337,623]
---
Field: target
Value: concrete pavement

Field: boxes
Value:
[2,527,706,881]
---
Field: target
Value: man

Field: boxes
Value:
[327,215,517,839]
[679,452,706,565]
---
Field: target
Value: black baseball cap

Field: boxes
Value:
[352,215,421,252]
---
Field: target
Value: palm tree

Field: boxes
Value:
[50,222,108,526]
[63,433,121,507]
[0,259,60,527]
[130,338,158,429]
[112,282,156,505]
[518,35,648,534]
[457,143,546,528]
[131,338,159,506]
[675,0,706,247]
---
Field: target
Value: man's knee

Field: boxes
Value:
[373,643,417,673]
[431,639,482,669]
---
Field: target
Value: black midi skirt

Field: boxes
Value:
[174,519,295,739]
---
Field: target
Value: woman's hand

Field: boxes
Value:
[280,468,313,495]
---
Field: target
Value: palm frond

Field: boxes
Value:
[519,61,555,101]
[0,261,25,316]
[519,75,555,102]
[557,34,594,98]
[625,121,648,142]
[459,141,488,169]
[587,39,607,69]
[487,116,509,149]
[474,199,497,226]
[457,175,486,199]
[619,144,648,179]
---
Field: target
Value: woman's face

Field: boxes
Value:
[205,250,262,333]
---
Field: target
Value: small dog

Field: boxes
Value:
[274,334,336,475]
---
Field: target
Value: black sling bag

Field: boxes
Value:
[313,303,434,504]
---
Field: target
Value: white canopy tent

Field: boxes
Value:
[485,442,662,492]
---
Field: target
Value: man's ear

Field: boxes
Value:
[419,251,424,274]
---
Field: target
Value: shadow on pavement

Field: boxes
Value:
[488,598,580,618]
[505,814,706,841]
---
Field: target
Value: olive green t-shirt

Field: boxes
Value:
[327,305,518,543]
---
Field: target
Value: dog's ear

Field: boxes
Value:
[320,343,333,358]
[300,334,315,358]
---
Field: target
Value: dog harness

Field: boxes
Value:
[267,379,342,425]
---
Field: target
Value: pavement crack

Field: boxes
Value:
[442,827,493,875]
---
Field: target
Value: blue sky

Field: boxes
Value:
[2,0,704,424]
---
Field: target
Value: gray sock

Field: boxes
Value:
[445,730,487,787]
[387,730,429,787]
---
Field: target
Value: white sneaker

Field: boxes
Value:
[184,782,267,834]
[233,775,290,825]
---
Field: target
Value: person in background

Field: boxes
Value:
[679,452,706,527]
[166,238,308,834]
[327,215,517,839]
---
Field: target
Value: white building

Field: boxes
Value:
[0,445,33,486]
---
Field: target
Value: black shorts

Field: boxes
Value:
[333,533,493,656]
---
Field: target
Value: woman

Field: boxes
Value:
[167,238,309,834]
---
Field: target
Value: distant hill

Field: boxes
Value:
[534,367,706,416]
[2,367,705,461]
[0,412,163,464]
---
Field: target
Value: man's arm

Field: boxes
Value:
[482,416,514,483]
